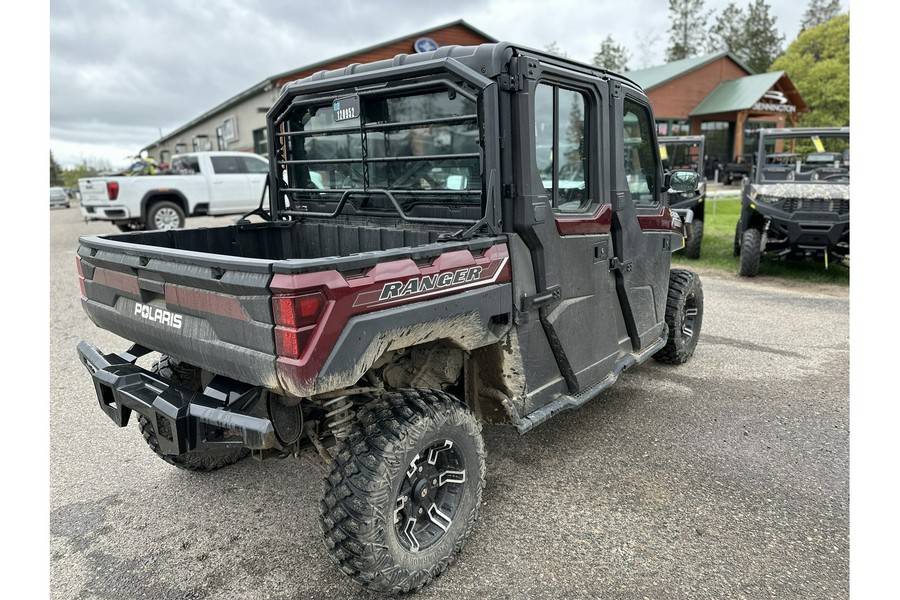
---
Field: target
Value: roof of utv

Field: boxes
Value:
[279,42,643,97]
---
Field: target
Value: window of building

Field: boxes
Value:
[253,128,268,156]
[534,83,590,213]
[656,119,690,137]
[623,98,658,206]
[175,143,186,154]
[700,121,730,162]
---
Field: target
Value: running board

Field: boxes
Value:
[514,332,668,434]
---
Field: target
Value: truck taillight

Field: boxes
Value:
[273,292,325,359]
[107,181,119,200]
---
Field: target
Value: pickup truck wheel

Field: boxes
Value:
[683,218,703,259]
[320,389,486,594]
[147,201,185,230]
[136,356,250,472]
[739,228,762,277]
[654,269,703,364]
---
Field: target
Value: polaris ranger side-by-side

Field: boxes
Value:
[735,127,849,277]
[75,43,703,595]
[659,135,707,258]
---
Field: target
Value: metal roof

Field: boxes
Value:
[689,71,785,116]
[625,51,753,90]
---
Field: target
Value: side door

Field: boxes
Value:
[207,155,251,214]
[608,87,673,352]
[509,60,624,404]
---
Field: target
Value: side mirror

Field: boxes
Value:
[666,170,700,193]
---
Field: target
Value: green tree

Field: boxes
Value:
[592,35,631,71]
[544,41,568,58]
[708,2,746,55]
[666,0,712,61]
[800,0,842,33]
[50,151,63,186]
[770,13,849,127]
[60,159,111,189]
[742,0,784,73]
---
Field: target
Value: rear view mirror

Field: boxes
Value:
[446,175,468,190]
[667,170,700,193]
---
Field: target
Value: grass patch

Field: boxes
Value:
[672,196,850,286]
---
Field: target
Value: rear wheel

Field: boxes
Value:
[739,228,762,277]
[683,218,703,259]
[320,389,486,594]
[733,221,742,256]
[654,269,703,364]
[147,201,185,230]
[137,356,249,472]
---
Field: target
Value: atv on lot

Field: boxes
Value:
[75,42,703,595]
[660,135,707,258]
[734,126,849,277]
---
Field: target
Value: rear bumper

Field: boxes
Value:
[76,340,275,455]
[79,204,134,220]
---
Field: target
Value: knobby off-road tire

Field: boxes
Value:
[733,221,742,257]
[320,388,487,595]
[136,356,250,472]
[147,201,185,230]
[654,268,704,364]
[683,218,704,259]
[739,228,762,277]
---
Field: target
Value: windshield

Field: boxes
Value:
[756,131,849,183]
[280,84,481,218]
[660,140,703,173]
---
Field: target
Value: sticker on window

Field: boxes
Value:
[333,95,360,122]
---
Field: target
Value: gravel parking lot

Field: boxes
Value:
[45,207,849,599]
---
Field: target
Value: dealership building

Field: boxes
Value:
[141,21,806,168]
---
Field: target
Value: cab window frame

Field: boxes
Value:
[532,77,598,216]
[622,95,661,209]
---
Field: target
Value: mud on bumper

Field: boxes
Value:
[76,341,275,456]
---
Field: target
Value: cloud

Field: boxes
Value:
[48,0,845,169]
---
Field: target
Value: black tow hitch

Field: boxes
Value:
[76,341,275,456]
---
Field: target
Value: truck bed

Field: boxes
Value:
[77,219,511,397]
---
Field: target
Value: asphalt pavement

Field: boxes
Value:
[46,206,849,599]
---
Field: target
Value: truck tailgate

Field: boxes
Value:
[76,240,281,391]
[79,178,110,204]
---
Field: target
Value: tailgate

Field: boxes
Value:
[76,238,282,392]
[79,178,111,204]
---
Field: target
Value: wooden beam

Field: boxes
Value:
[734,111,747,159]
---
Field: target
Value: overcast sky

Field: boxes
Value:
[49,0,850,169]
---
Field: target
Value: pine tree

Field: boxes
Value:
[544,41,568,59]
[800,0,842,33]
[666,0,712,61]
[708,2,746,56]
[50,151,63,187]
[592,35,631,72]
[742,0,785,73]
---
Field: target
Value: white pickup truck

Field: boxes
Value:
[78,151,269,231]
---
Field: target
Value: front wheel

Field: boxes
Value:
[654,269,703,364]
[320,389,486,594]
[683,218,703,259]
[739,228,762,277]
[147,201,185,230]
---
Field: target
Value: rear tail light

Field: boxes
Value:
[107,181,119,200]
[273,291,326,359]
